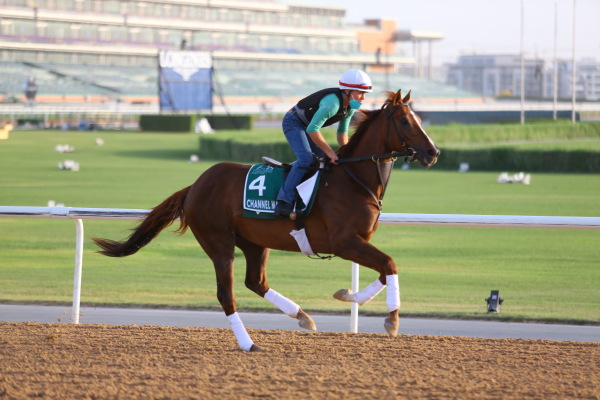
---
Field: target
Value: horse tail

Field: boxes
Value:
[93,186,191,257]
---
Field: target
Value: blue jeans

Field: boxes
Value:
[276,111,324,204]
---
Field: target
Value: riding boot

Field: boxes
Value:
[274,200,293,218]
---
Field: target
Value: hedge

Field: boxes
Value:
[428,121,600,145]
[199,137,600,173]
[199,137,294,164]
[436,148,600,173]
[140,114,253,132]
[140,115,195,132]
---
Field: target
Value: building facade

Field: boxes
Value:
[1,0,477,109]
[0,0,413,72]
[447,54,600,101]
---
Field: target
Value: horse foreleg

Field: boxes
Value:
[238,238,317,331]
[332,236,401,336]
[333,276,399,336]
[333,277,385,305]
[383,275,400,337]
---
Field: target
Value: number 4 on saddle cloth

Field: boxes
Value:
[243,158,321,220]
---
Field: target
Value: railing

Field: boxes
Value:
[1,206,599,330]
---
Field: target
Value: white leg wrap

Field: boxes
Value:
[227,312,254,351]
[385,274,401,312]
[264,289,300,318]
[353,278,386,305]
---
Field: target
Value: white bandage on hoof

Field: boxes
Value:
[227,312,254,351]
[385,274,401,312]
[353,278,386,305]
[264,289,300,318]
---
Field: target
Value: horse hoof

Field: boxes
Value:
[333,289,354,302]
[249,344,265,352]
[384,317,399,337]
[297,309,317,331]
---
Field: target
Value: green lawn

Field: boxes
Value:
[1,129,599,323]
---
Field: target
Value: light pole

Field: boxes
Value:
[553,0,558,120]
[520,0,525,125]
[571,0,577,124]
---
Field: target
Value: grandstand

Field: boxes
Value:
[0,0,481,115]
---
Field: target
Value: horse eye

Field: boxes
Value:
[399,118,410,126]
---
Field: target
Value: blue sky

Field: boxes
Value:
[287,0,599,65]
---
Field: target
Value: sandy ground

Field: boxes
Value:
[1,322,598,400]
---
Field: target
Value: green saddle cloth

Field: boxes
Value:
[243,163,320,219]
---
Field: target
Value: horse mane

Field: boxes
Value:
[338,91,398,158]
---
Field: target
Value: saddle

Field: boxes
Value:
[242,156,326,220]
[243,156,333,258]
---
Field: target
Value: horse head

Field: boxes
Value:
[382,89,440,167]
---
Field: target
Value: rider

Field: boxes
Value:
[274,69,373,218]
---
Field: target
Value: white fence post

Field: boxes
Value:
[350,262,359,333]
[71,219,84,324]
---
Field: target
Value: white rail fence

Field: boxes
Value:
[1,206,599,331]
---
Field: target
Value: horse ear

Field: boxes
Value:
[394,89,403,104]
[402,90,412,104]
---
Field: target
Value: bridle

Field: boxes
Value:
[384,102,418,164]
[336,102,417,165]
[336,102,418,211]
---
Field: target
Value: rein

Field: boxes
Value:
[341,164,387,211]
[335,150,413,165]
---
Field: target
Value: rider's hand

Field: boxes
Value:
[328,152,339,165]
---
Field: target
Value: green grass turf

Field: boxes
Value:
[0,129,599,323]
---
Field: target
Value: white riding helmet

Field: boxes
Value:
[339,69,373,93]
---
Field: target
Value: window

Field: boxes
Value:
[245,34,260,49]
[80,24,96,40]
[136,2,146,16]
[229,9,242,22]
[15,19,35,36]
[192,6,206,20]
[111,26,126,41]
[74,0,93,11]
[101,0,120,13]
[192,31,212,46]
[98,25,109,41]
[138,27,153,43]
[0,20,14,36]
[128,27,139,42]
[35,21,48,38]
[56,0,73,9]
[208,7,218,21]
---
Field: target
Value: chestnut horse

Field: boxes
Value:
[93,89,439,351]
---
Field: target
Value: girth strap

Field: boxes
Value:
[293,215,335,260]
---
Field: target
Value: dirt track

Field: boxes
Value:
[1,322,598,399]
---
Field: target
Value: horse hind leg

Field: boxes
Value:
[238,237,316,331]
[264,290,316,331]
[212,253,263,352]
[189,225,262,352]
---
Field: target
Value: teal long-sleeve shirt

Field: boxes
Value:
[306,93,355,134]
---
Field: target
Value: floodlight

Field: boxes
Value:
[485,290,504,312]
